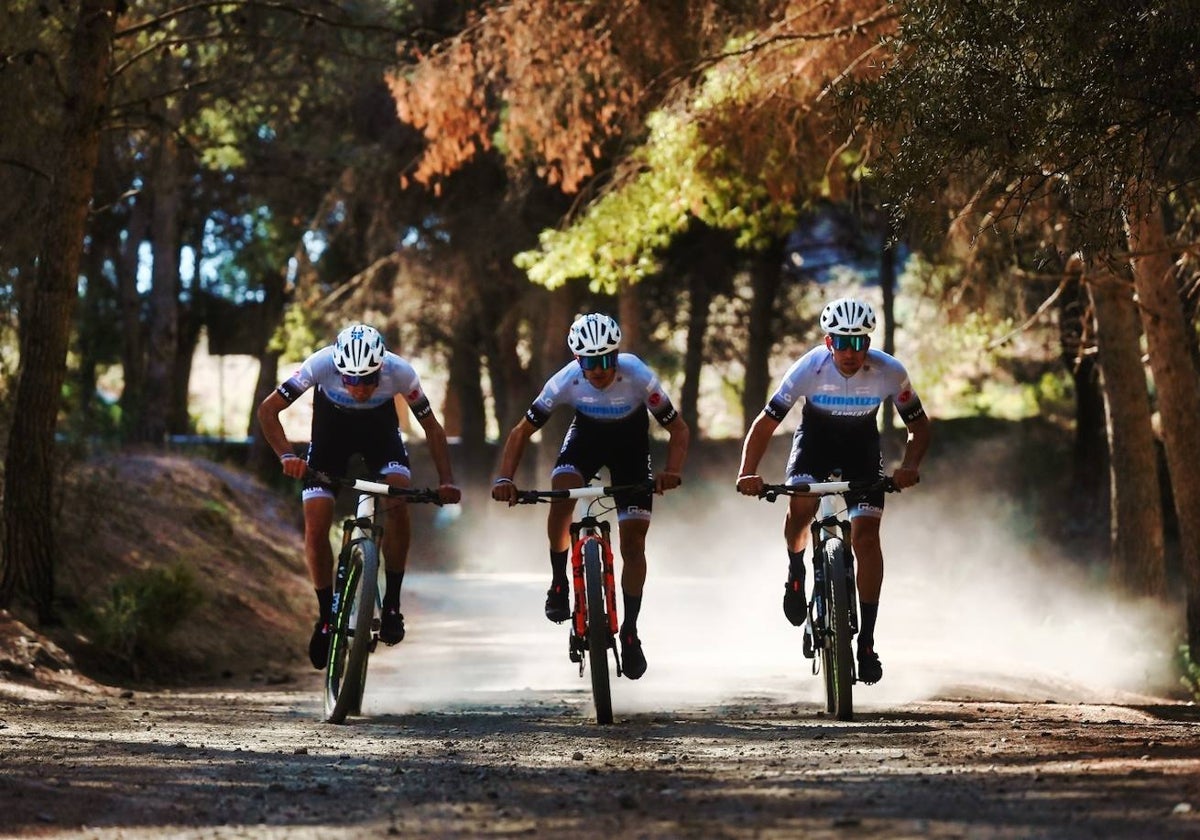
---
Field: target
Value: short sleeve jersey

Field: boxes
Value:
[764,345,925,425]
[525,354,679,428]
[276,346,433,419]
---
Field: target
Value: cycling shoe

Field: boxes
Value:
[379,608,406,645]
[857,645,883,684]
[621,633,647,680]
[544,581,570,623]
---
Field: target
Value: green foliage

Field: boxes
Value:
[516,69,797,292]
[82,563,205,679]
[269,302,324,363]
[1178,643,1200,700]
[852,0,1200,250]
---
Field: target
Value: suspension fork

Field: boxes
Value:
[599,519,619,638]
[569,521,589,639]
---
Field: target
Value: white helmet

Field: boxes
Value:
[567,313,621,356]
[332,324,387,376]
[820,297,876,336]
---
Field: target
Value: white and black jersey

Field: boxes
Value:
[764,345,925,517]
[277,346,433,500]
[524,354,679,522]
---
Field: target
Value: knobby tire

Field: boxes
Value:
[324,539,380,724]
[823,537,855,721]
[583,540,614,725]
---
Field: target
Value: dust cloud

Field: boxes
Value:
[366,480,1182,718]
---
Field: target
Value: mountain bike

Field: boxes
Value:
[513,483,649,725]
[310,471,442,724]
[757,475,898,721]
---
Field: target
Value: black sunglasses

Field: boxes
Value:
[341,371,381,387]
[578,352,617,371]
[830,334,869,351]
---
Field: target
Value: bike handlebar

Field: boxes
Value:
[308,470,444,505]
[514,482,656,505]
[756,476,901,502]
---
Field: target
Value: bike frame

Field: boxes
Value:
[315,473,441,724]
[807,483,858,640]
[758,477,895,721]
[569,514,620,655]
[515,483,647,725]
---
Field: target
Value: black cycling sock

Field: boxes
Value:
[621,592,643,637]
[787,549,806,581]
[859,601,879,649]
[383,571,404,611]
[315,586,333,623]
[550,549,569,584]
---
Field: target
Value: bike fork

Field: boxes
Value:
[568,534,588,674]
[598,521,622,676]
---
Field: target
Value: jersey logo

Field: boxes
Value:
[407,388,421,401]
[898,389,914,403]
[648,392,662,407]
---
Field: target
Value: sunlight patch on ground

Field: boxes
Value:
[362,483,1179,719]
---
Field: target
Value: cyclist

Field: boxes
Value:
[257,324,461,669]
[491,313,690,680]
[735,297,929,685]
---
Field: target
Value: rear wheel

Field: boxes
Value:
[583,539,614,725]
[823,537,854,721]
[324,539,380,724]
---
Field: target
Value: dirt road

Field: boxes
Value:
[3,676,1198,839]
[5,457,1198,837]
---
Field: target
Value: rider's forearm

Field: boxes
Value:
[421,420,457,485]
[256,399,294,461]
[663,417,689,475]
[738,414,776,475]
[900,415,931,470]
[495,422,532,481]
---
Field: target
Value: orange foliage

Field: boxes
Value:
[387,1,658,193]
[386,1,895,200]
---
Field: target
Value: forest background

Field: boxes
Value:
[1,0,1198,690]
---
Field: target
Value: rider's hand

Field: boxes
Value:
[736,474,763,496]
[279,453,307,479]
[491,478,517,505]
[655,472,683,494]
[438,483,462,505]
[892,466,921,489]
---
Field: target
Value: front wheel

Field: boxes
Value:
[583,539,614,725]
[822,537,855,721]
[324,539,380,723]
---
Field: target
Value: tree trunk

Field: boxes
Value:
[679,271,713,438]
[618,280,641,354]
[1,0,117,620]
[742,242,784,434]
[135,122,182,446]
[1059,271,1109,531]
[169,301,202,436]
[117,198,148,442]
[76,235,109,431]
[1124,193,1200,655]
[533,284,578,479]
[447,300,489,484]
[1086,264,1165,596]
